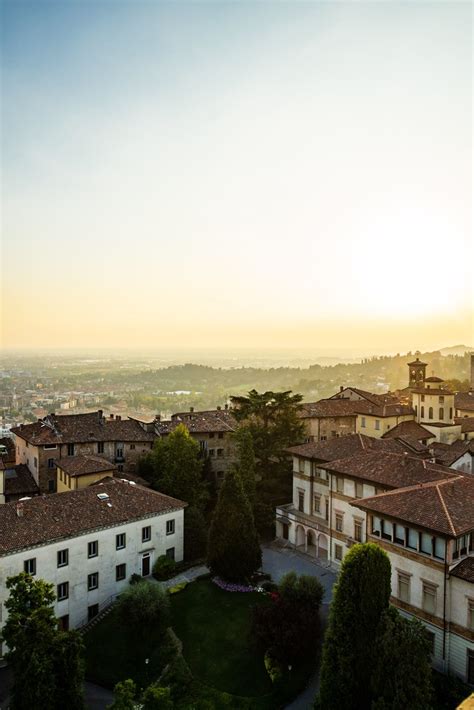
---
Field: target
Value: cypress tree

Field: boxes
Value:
[317,543,391,710]
[233,427,257,505]
[207,469,261,582]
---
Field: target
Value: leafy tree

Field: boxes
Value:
[207,469,261,582]
[141,424,207,509]
[253,572,323,665]
[117,582,170,643]
[142,684,173,709]
[2,573,84,710]
[184,504,207,562]
[107,679,138,710]
[317,543,391,710]
[233,427,256,505]
[371,607,433,710]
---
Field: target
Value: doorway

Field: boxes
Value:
[141,553,151,577]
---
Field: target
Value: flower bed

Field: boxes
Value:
[212,577,255,593]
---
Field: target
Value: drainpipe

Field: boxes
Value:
[329,472,333,564]
[442,538,448,666]
[309,460,314,516]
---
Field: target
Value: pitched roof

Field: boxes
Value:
[455,417,474,433]
[354,401,415,418]
[353,475,473,536]
[11,412,155,445]
[3,464,40,498]
[431,440,474,466]
[287,434,420,462]
[0,478,186,555]
[425,376,444,383]
[329,388,400,407]
[56,455,117,477]
[322,450,456,488]
[156,409,237,434]
[299,399,361,418]
[455,392,474,412]
[451,557,474,584]
[382,420,435,441]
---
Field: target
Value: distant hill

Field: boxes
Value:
[439,345,473,356]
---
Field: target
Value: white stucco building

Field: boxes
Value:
[0,478,186,656]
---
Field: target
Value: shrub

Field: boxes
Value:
[168,582,188,595]
[129,573,144,586]
[153,555,177,581]
[264,651,283,684]
[116,581,170,633]
[142,684,173,709]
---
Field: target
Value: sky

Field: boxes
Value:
[1,0,472,354]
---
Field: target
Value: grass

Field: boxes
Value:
[83,606,175,690]
[170,579,273,698]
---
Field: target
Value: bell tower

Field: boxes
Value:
[407,357,427,389]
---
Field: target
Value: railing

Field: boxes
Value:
[77,592,120,631]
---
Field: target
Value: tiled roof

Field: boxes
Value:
[354,475,473,536]
[451,557,474,584]
[382,420,435,441]
[11,412,155,445]
[0,478,186,555]
[329,388,400,407]
[354,401,415,418]
[455,417,474,433]
[455,392,474,412]
[299,399,360,418]
[431,440,474,466]
[156,409,237,434]
[4,464,40,498]
[425,376,444,383]
[287,434,419,462]
[56,455,117,477]
[323,450,456,488]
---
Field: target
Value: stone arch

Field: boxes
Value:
[307,529,317,556]
[295,525,306,548]
[317,533,328,560]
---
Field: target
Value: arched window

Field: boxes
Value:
[428,407,433,419]
[421,406,425,418]
[439,408,444,420]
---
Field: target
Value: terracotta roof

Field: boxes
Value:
[451,557,474,584]
[455,417,474,433]
[157,409,237,435]
[382,420,435,441]
[287,434,421,462]
[425,376,444,383]
[455,392,474,412]
[299,399,360,419]
[354,401,415,418]
[323,450,456,488]
[3,464,40,498]
[329,388,400,407]
[0,478,186,555]
[11,412,155,445]
[0,437,16,464]
[431,440,474,466]
[354,475,473,536]
[56,455,117,477]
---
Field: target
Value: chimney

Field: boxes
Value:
[190,407,194,413]
[16,502,24,518]
[154,414,161,422]
[98,409,103,420]
[224,404,228,410]
[109,414,114,419]
[217,405,221,411]
[340,386,344,392]
[116,415,121,421]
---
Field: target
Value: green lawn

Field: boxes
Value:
[170,579,272,698]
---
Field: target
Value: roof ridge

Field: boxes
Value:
[435,483,457,536]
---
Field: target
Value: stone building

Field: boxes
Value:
[0,478,186,656]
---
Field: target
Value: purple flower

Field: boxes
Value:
[212,576,254,593]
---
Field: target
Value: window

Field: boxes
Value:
[439,395,444,404]
[434,537,445,560]
[375,419,380,431]
[142,526,151,543]
[57,582,69,601]
[335,513,343,533]
[355,481,363,498]
[439,408,444,420]
[421,406,425,418]
[421,394,425,402]
[34,456,38,468]
[320,436,327,441]
[58,615,69,631]
[67,443,75,456]
[467,649,474,685]
[97,442,104,454]
[116,563,127,581]
[166,547,175,560]
[88,540,98,558]
[44,444,57,450]
[425,630,435,656]
[361,417,366,428]
[354,520,362,542]
[428,407,433,420]
[407,528,418,550]
[314,494,321,514]
[130,443,135,450]
[166,519,175,536]
[299,459,305,473]
[394,524,405,545]
[48,479,55,492]
[116,533,126,550]
[325,498,329,521]
[88,604,99,621]
[209,449,215,457]
[24,558,36,575]
[336,476,344,494]
[397,572,410,603]
[372,516,381,536]
[209,432,215,439]
[57,549,69,568]
[422,583,437,615]
[217,448,224,457]
[449,408,453,420]
[298,490,305,513]
[420,533,432,555]
[468,600,474,631]
[88,572,99,591]
[217,470,224,480]
[334,544,343,561]
[116,447,123,458]
[381,519,392,541]
[117,464,124,472]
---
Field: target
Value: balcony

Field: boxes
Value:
[276,504,330,534]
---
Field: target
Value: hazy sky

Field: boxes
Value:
[1,0,472,353]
